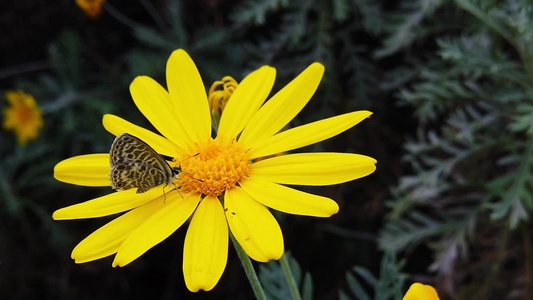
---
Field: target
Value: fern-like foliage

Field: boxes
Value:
[454,0,533,77]
[487,141,533,228]
[380,0,533,297]
[375,0,448,58]
[339,251,406,300]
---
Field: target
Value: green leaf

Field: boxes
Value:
[333,0,351,22]
[346,272,371,300]
[47,30,82,89]
[133,25,175,51]
[509,103,533,136]
[231,0,289,25]
[259,252,313,300]
[375,0,446,58]
[339,251,406,300]
[488,141,533,228]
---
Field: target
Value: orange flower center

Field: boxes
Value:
[176,136,250,196]
[14,104,33,123]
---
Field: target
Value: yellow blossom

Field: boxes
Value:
[53,49,377,292]
[76,0,105,19]
[3,90,43,145]
[403,283,440,300]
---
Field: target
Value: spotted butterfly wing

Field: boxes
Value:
[109,133,177,193]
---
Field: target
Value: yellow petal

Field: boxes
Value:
[130,76,190,150]
[250,152,377,185]
[102,114,183,157]
[54,154,110,186]
[71,194,166,263]
[166,49,211,145]
[249,110,372,159]
[239,176,339,217]
[239,63,324,146]
[52,186,177,220]
[217,66,276,139]
[112,192,200,267]
[225,187,284,262]
[403,283,440,300]
[183,195,228,292]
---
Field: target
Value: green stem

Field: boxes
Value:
[280,254,302,300]
[138,0,168,32]
[230,233,267,300]
[103,2,139,29]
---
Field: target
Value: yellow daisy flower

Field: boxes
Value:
[403,283,440,300]
[3,90,43,145]
[53,49,377,292]
[75,0,106,19]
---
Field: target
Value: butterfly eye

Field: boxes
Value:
[171,167,182,175]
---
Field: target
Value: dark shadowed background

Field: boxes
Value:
[1,0,533,299]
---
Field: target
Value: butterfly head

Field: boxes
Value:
[171,166,182,178]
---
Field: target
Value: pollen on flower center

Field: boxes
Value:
[175,137,250,196]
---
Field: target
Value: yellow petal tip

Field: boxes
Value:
[169,48,189,61]
[309,62,325,73]
[52,208,70,220]
[403,283,440,300]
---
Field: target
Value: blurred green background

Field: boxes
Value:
[2,0,533,299]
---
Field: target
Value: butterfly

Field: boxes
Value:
[109,133,181,193]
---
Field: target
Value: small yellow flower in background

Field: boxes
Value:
[3,90,43,145]
[403,283,440,300]
[53,49,377,292]
[76,0,105,19]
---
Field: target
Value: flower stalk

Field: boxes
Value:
[231,233,267,300]
[280,253,302,300]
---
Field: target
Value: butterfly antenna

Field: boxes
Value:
[177,153,200,165]
[176,153,203,183]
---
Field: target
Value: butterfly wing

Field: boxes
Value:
[109,133,173,193]
[110,162,170,193]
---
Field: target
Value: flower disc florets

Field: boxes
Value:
[177,136,250,196]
